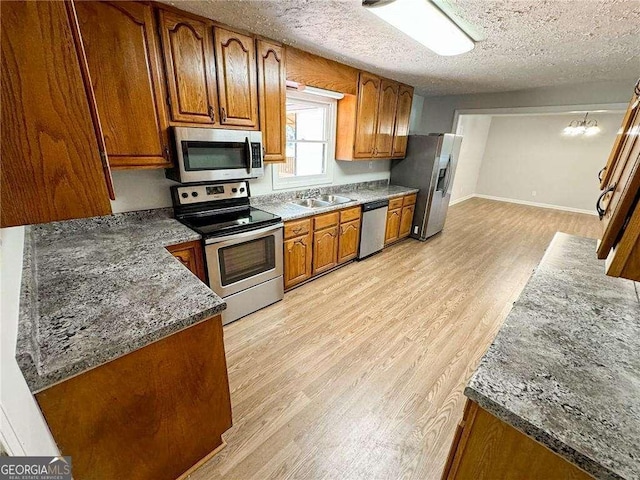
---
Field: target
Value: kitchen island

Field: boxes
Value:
[17,209,231,480]
[444,233,640,480]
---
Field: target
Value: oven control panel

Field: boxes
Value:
[174,181,248,205]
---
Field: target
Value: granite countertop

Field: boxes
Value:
[17,209,226,393]
[466,233,640,480]
[253,185,419,221]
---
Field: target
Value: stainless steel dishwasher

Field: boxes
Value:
[358,199,389,260]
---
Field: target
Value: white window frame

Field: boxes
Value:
[272,90,337,190]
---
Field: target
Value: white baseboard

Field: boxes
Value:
[472,194,598,216]
[449,194,475,206]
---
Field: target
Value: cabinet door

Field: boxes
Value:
[597,99,640,259]
[313,226,339,274]
[392,85,414,158]
[399,205,415,238]
[257,40,286,162]
[374,80,399,158]
[385,209,401,245]
[76,1,171,169]
[158,10,218,125]
[284,233,313,290]
[338,219,361,264]
[166,240,206,283]
[353,72,381,158]
[214,27,258,128]
[1,1,112,227]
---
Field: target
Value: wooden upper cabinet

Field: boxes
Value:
[158,10,218,125]
[75,1,171,169]
[392,84,414,158]
[257,40,286,162]
[597,90,640,260]
[336,72,413,161]
[1,1,112,227]
[374,80,399,158]
[353,72,381,158]
[213,27,258,128]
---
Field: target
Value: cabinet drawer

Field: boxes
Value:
[284,218,311,240]
[340,206,361,223]
[314,212,340,230]
[389,197,404,210]
[403,193,417,206]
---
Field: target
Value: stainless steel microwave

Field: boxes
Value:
[166,127,264,184]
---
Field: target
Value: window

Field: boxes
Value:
[272,90,336,189]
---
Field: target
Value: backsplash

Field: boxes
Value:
[250,179,390,205]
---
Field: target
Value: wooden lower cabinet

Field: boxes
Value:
[166,240,207,283]
[399,204,415,238]
[386,194,417,245]
[313,226,339,274]
[284,232,313,289]
[385,208,402,245]
[338,219,361,264]
[442,400,593,480]
[36,316,232,480]
[283,207,361,290]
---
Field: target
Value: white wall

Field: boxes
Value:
[111,95,425,212]
[419,79,635,133]
[450,115,492,203]
[471,112,623,212]
[0,227,59,456]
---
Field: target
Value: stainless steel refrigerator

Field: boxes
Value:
[390,134,463,241]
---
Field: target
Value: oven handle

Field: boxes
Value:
[204,222,283,245]
[245,136,253,176]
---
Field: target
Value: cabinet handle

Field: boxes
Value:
[221,107,227,123]
[292,227,303,233]
[596,184,616,220]
[208,105,215,122]
[163,145,170,160]
[598,167,606,182]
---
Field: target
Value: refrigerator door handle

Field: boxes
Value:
[442,155,453,193]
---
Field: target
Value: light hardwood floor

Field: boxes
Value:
[190,198,601,480]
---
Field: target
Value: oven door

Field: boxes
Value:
[173,127,264,183]
[204,223,283,297]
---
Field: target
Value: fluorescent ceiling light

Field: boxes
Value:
[364,0,474,56]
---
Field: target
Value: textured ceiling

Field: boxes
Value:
[162,0,640,96]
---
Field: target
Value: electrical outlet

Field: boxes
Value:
[369,161,373,170]
[413,226,419,234]
[532,190,537,197]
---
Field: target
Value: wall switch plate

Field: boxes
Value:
[369,161,373,169]
[532,190,537,197]
[414,226,419,234]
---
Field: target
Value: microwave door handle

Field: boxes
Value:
[245,136,253,176]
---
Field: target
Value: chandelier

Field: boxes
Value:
[563,113,600,136]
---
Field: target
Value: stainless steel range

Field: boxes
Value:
[172,181,283,325]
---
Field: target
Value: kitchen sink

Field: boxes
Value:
[317,194,353,205]
[290,194,355,209]
[292,198,332,208]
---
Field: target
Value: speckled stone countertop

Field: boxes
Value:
[466,233,640,480]
[17,209,225,393]
[252,184,419,221]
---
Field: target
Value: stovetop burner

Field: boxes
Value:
[178,206,281,238]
